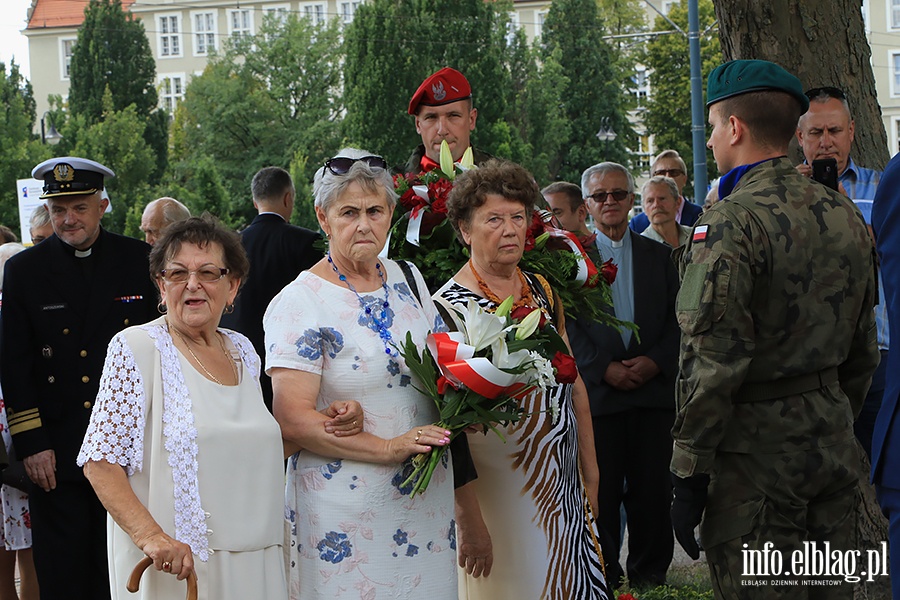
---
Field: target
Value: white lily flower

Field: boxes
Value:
[459,146,475,171]
[515,308,542,340]
[490,337,533,374]
[440,140,455,179]
[461,299,510,351]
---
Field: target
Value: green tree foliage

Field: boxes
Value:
[70,89,154,233]
[0,61,51,233]
[541,0,632,182]
[343,0,513,169]
[644,0,721,197]
[68,0,167,177]
[170,14,344,228]
[289,149,319,231]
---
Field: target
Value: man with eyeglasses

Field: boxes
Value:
[629,150,704,234]
[567,161,680,589]
[404,67,492,174]
[796,86,881,201]
[671,60,878,597]
[219,166,322,411]
[0,157,157,599]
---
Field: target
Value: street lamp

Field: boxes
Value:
[41,111,63,145]
[595,117,617,156]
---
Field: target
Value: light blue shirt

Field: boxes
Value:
[595,229,634,348]
[841,157,881,201]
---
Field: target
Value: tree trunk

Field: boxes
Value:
[713,0,889,170]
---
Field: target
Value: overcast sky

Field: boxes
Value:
[1,0,33,79]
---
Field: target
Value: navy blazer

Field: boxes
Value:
[569,231,680,416]
[871,155,900,487]
[0,230,157,480]
[629,198,703,233]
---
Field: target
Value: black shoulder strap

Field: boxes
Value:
[397,260,422,306]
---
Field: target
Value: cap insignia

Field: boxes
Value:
[53,163,75,182]
[432,81,447,102]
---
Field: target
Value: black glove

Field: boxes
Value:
[671,472,709,560]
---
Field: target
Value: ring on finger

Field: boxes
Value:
[162,561,172,572]
[414,434,421,442]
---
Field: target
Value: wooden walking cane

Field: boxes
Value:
[127,556,198,600]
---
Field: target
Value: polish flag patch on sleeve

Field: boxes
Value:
[692,225,709,243]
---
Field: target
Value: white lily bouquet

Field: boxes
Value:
[398,296,578,496]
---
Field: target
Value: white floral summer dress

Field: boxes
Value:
[264,260,457,600]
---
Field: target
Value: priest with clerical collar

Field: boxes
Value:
[1,156,158,599]
[404,67,493,174]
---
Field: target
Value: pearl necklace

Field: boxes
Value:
[327,253,397,357]
[169,321,238,385]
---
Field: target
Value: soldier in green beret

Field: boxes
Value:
[670,60,879,597]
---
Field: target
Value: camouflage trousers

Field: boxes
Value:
[700,439,860,599]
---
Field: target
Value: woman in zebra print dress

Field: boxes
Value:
[435,160,609,600]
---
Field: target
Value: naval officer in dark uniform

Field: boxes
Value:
[0,157,158,599]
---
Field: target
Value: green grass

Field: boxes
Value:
[614,562,714,600]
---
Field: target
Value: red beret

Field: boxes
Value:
[408,67,472,115]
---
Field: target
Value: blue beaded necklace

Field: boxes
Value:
[327,253,397,357]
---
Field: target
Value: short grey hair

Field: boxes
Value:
[29,204,50,230]
[313,148,397,212]
[0,242,26,288]
[641,176,679,201]
[581,162,635,196]
[651,149,687,174]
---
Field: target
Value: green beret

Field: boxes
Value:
[706,60,809,112]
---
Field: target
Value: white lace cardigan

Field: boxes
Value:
[77,320,260,562]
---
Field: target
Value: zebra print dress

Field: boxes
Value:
[435,277,609,600]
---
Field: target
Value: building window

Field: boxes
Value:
[340,1,362,24]
[300,2,326,25]
[158,14,182,58]
[229,9,254,38]
[535,10,548,39]
[892,0,900,28]
[506,11,520,44]
[663,1,677,15]
[263,4,290,26]
[60,38,76,80]
[192,11,216,55]
[892,51,900,97]
[159,74,185,113]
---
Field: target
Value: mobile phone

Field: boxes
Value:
[812,158,839,191]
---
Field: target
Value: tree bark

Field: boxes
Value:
[713,0,889,170]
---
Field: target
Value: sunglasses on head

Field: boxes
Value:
[324,155,389,176]
[804,86,846,101]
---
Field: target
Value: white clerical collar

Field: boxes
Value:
[595,228,627,249]
[74,248,92,258]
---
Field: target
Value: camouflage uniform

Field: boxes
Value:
[672,157,880,598]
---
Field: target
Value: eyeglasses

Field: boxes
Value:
[324,155,389,176]
[653,168,685,178]
[805,86,846,101]
[160,267,230,283]
[586,190,630,203]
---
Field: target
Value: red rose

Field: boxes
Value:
[600,258,618,286]
[551,351,578,384]
[431,197,448,215]
[617,595,638,600]
[399,188,426,212]
[510,306,548,329]
[429,179,453,204]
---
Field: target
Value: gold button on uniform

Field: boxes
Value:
[124,319,130,326]
[83,401,92,409]
[80,350,87,357]
[62,328,70,335]
[81,375,90,383]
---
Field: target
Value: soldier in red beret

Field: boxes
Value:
[404,67,493,174]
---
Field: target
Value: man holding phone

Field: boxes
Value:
[796,86,880,199]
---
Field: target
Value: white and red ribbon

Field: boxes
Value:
[427,332,525,399]
[405,185,431,247]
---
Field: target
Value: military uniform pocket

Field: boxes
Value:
[701,496,764,549]
[676,258,731,336]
